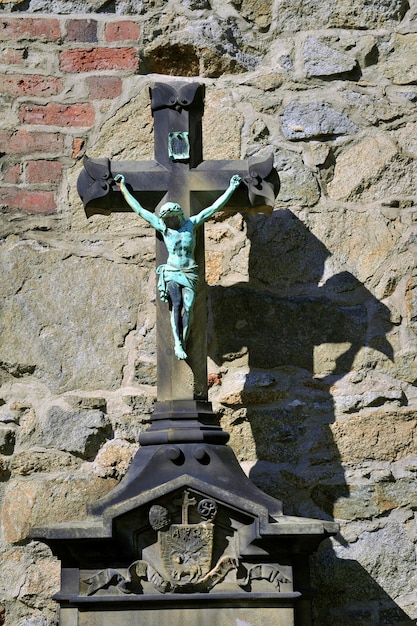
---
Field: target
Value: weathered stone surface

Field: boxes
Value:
[281,102,357,141]
[0,238,147,391]
[327,134,398,200]
[82,88,154,163]
[210,288,368,372]
[64,395,107,411]
[213,367,289,406]
[330,408,417,463]
[189,16,261,71]
[112,393,154,441]
[203,89,242,160]
[0,426,15,455]
[0,455,9,477]
[141,42,200,76]
[276,152,321,206]
[34,406,112,458]
[10,449,82,475]
[335,523,417,598]
[303,37,358,78]
[0,542,59,626]
[383,34,417,85]
[393,122,417,158]
[274,0,408,30]
[330,371,407,416]
[313,519,417,625]
[91,438,137,479]
[231,0,273,30]
[2,473,117,543]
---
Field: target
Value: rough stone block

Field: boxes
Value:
[1,474,117,543]
[281,101,357,141]
[303,37,358,77]
[64,396,107,411]
[0,241,146,391]
[384,34,417,85]
[231,0,273,30]
[10,450,82,475]
[330,409,417,463]
[0,426,15,455]
[38,406,112,458]
[274,0,408,30]
[210,287,367,372]
[92,439,137,479]
[327,134,398,200]
[141,42,200,76]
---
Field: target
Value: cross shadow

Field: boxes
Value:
[208,210,412,624]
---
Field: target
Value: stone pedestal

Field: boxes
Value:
[32,401,338,626]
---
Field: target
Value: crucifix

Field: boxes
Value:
[77,81,279,413]
[33,85,337,626]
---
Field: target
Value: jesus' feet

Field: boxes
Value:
[174,343,187,360]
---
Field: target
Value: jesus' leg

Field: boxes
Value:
[182,286,195,347]
[168,281,187,360]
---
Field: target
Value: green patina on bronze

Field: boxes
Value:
[168,131,190,161]
[115,173,241,360]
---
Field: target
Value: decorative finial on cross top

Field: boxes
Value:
[77,81,279,404]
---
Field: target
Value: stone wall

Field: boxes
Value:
[1,1,417,624]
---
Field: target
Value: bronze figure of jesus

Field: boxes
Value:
[115,174,242,360]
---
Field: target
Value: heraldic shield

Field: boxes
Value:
[160,521,214,585]
[147,490,236,593]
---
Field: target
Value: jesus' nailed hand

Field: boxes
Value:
[114,173,242,360]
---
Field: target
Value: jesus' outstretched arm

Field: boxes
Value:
[114,174,164,233]
[191,175,242,227]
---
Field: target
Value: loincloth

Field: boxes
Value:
[156,264,199,302]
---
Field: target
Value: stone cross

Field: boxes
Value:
[77,81,279,404]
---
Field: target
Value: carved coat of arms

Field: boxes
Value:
[84,490,237,595]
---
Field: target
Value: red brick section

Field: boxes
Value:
[26,160,63,184]
[60,47,138,72]
[208,373,222,387]
[0,75,63,97]
[0,188,56,213]
[19,103,95,127]
[0,17,61,41]
[72,138,85,159]
[65,19,98,42]
[0,48,27,64]
[3,165,21,184]
[104,21,140,42]
[0,130,65,155]
[86,75,123,99]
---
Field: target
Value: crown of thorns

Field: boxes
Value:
[158,202,184,218]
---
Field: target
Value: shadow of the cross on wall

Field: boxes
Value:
[207,209,411,625]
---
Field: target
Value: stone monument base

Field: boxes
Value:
[32,401,338,626]
[65,603,297,626]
